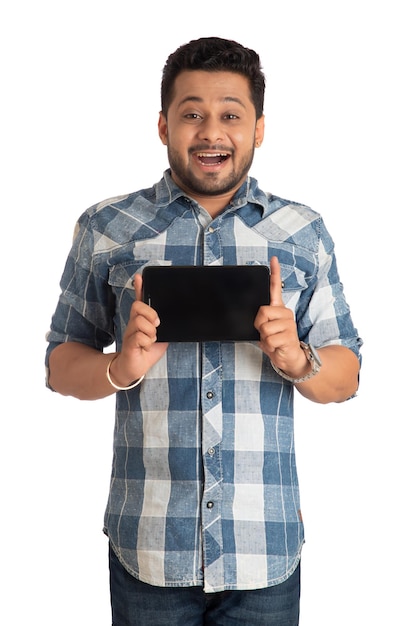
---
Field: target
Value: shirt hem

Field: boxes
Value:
[106,531,304,593]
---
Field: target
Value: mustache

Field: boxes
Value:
[189,144,234,153]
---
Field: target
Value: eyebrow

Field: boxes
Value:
[177,96,247,109]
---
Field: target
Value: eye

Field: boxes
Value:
[224,114,239,120]
[184,113,202,120]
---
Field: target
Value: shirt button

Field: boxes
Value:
[208,227,215,233]
[208,447,215,456]
[207,501,214,509]
[206,391,214,399]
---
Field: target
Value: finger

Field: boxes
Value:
[130,299,160,327]
[133,273,143,301]
[269,256,284,306]
[130,278,161,328]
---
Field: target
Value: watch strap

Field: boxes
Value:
[271,341,321,383]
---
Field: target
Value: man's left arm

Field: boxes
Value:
[254,256,360,404]
[294,344,359,403]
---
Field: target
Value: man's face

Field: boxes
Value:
[158,70,264,201]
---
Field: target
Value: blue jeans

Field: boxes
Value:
[109,546,300,625]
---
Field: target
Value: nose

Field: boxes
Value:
[197,115,224,144]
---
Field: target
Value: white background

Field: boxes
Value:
[2,1,417,624]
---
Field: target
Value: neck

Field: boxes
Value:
[190,192,235,218]
[169,172,246,218]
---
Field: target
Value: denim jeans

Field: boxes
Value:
[109,546,300,625]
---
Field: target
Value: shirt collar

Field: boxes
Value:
[154,169,270,216]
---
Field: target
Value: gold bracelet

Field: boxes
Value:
[106,356,144,391]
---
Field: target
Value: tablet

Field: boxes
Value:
[142,265,270,342]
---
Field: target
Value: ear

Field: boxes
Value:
[158,112,168,146]
[255,114,265,147]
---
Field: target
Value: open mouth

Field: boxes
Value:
[196,152,230,165]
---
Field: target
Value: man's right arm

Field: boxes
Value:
[48,274,168,400]
[48,342,120,400]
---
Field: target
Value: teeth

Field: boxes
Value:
[197,152,228,157]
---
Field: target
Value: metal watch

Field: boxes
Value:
[271,341,322,383]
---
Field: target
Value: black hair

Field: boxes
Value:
[161,37,265,119]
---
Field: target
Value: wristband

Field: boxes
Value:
[106,356,144,390]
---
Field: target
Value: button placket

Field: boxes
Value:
[200,229,224,570]
[201,343,223,557]
[203,219,221,265]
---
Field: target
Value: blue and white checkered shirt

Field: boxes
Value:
[46,171,362,593]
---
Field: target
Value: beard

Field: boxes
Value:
[166,143,256,197]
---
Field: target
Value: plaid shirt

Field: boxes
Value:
[46,171,362,593]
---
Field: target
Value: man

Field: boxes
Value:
[46,37,362,625]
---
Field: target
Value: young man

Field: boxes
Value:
[46,37,362,625]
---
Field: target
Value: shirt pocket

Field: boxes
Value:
[107,260,171,342]
[279,263,308,311]
[108,259,173,290]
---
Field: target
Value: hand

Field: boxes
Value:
[110,273,168,385]
[254,257,309,379]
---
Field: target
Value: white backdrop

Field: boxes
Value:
[2,1,416,624]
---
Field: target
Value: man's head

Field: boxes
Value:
[158,37,266,213]
[161,37,265,120]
